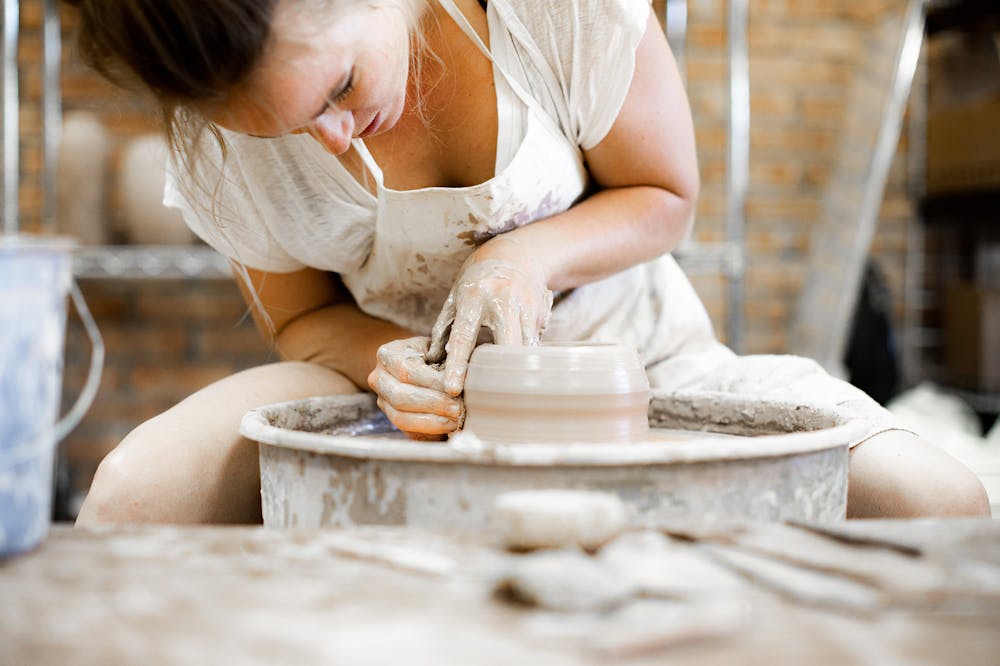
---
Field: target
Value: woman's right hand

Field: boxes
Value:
[367,336,464,438]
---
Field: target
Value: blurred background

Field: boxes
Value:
[5,0,998,518]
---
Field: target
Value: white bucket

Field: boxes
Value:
[0,236,103,557]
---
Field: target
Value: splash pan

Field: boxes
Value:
[241,392,868,529]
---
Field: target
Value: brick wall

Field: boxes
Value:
[11,2,920,504]
[673,0,915,352]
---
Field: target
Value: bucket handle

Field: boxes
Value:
[5,280,104,467]
[53,280,105,443]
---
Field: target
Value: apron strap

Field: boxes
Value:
[484,0,566,117]
[351,139,384,188]
[435,0,542,113]
[354,0,553,186]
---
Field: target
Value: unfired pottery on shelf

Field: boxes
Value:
[462,343,650,444]
[118,134,195,245]
[57,111,110,245]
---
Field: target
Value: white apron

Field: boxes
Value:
[343,0,723,381]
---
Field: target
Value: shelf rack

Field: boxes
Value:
[72,245,232,280]
[663,0,748,351]
[901,0,1000,415]
[69,242,742,282]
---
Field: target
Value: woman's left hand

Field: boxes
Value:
[426,239,552,396]
[368,336,464,437]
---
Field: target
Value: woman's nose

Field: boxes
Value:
[304,110,354,155]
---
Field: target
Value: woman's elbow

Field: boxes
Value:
[651,178,698,246]
[677,165,700,221]
[676,184,698,240]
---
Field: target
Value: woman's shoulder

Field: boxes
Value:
[500,0,650,27]
[496,0,650,71]
[493,0,651,149]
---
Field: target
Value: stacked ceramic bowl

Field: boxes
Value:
[462,343,650,444]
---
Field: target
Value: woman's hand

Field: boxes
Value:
[368,336,464,438]
[426,238,553,396]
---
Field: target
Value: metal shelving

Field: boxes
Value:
[673,241,745,278]
[72,245,231,280]
[902,0,1000,415]
[662,0,748,351]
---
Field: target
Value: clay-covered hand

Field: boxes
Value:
[367,336,464,438]
[426,252,553,395]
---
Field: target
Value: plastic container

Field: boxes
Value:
[0,237,102,557]
[462,343,650,444]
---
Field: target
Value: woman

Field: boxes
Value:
[69,0,990,524]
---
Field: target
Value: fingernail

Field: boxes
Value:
[447,403,461,418]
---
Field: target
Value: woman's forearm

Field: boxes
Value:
[275,302,416,390]
[491,8,699,295]
[481,184,695,293]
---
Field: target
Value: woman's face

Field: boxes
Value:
[208,1,413,155]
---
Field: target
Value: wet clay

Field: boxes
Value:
[462,343,650,444]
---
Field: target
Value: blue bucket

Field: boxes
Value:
[0,236,103,557]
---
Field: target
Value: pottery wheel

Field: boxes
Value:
[242,393,867,529]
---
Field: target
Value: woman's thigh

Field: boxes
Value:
[76,361,358,526]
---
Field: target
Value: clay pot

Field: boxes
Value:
[462,343,650,444]
[57,111,111,245]
[118,134,194,245]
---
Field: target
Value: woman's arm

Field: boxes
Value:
[483,9,697,289]
[430,9,700,391]
[234,266,414,390]
[234,265,462,434]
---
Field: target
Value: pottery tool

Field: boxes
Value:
[493,489,626,552]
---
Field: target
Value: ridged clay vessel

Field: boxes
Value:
[462,343,650,444]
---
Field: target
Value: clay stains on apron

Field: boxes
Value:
[456,191,561,246]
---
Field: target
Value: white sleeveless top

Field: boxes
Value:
[164,0,720,371]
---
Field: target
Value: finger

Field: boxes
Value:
[443,302,483,395]
[376,338,446,392]
[520,307,542,346]
[372,371,462,418]
[426,294,457,363]
[398,356,449,393]
[377,397,459,435]
[406,431,448,442]
[488,302,524,346]
[375,341,414,377]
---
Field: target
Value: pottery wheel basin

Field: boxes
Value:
[241,392,868,529]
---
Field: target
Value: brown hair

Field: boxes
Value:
[65,0,280,153]
[66,0,428,142]
[65,0,433,331]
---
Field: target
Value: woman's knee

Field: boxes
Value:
[76,420,165,526]
[77,361,359,526]
[848,431,992,519]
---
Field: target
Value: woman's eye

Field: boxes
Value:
[331,71,355,105]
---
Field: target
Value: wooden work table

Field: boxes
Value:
[2,520,999,664]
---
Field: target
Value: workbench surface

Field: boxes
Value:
[3,521,998,664]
